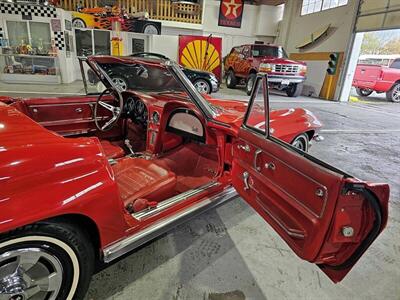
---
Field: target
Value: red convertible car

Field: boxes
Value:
[0,56,389,300]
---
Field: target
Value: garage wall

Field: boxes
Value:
[157,1,283,59]
[276,0,359,100]
[277,0,358,54]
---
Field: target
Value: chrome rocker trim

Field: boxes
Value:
[133,181,220,220]
[103,186,238,263]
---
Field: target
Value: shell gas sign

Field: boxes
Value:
[179,35,222,80]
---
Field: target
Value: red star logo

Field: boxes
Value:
[221,0,243,20]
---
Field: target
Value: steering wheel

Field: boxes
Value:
[94,87,124,131]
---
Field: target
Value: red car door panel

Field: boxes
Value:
[18,95,122,137]
[232,75,389,283]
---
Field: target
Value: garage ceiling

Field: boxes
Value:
[356,0,400,32]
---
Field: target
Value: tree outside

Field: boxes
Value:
[360,30,400,55]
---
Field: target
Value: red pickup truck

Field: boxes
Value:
[352,58,400,102]
[224,43,307,96]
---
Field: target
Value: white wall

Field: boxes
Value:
[277,0,358,54]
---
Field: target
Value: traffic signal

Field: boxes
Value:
[327,53,339,75]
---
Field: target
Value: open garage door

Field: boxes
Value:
[356,0,400,32]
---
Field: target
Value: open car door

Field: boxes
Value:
[231,75,389,283]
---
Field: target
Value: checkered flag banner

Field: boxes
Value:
[0,2,57,18]
[54,31,64,50]
[0,27,3,39]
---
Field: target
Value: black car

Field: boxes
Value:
[87,53,220,94]
[129,52,220,94]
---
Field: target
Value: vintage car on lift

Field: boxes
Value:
[0,56,389,300]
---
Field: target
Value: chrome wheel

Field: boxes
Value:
[194,79,210,94]
[226,75,231,86]
[143,24,159,34]
[291,134,309,152]
[0,248,63,300]
[391,84,400,102]
[72,18,86,28]
[112,77,128,92]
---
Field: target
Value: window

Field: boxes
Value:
[301,0,348,15]
[245,78,267,135]
[75,29,110,56]
[251,45,288,58]
[29,22,51,54]
[94,31,110,55]
[391,59,400,69]
[6,21,29,48]
[75,29,93,57]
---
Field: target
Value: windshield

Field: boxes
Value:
[251,45,288,58]
[80,57,217,119]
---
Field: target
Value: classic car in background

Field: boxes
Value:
[72,9,161,34]
[88,53,220,94]
[0,56,389,300]
[224,43,307,96]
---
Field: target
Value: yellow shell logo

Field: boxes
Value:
[181,40,220,72]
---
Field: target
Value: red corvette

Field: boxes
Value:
[0,56,389,300]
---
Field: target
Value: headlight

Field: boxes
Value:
[300,65,307,73]
[259,63,274,72]
[209,74,218,82]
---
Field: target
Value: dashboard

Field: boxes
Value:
[124,96,148,126]
[121,92,206,152]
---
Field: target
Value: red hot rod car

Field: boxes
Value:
[0,56,389,300]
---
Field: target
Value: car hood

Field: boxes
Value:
[206,96,321,141]
[258,58,306,65]
[183,67,215,77]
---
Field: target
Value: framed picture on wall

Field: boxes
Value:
[132,38,145,53]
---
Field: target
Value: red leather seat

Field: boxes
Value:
[100,140,125,159]
[112,157,177,212]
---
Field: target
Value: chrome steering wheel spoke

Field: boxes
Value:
[94,87,123,132]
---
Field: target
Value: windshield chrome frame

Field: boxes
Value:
[81,56,218,120]
[164,60,217,120]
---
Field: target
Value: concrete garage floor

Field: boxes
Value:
[1,83,399,299]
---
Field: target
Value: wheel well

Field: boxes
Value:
[305,130,315,141]
[43,214,101,261]
[390,80,400,90]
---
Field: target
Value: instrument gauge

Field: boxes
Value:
[152,111,160,124]
[135,100,145,114]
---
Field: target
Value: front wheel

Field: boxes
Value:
[291,133,309,152]
[286,83,303,97]
[386,83,400,103]
[193,79,211,94]
[0,222,94,300]
[246,73,256,96]
[356,87,373,97]
[111,76,128,92]
[226,70,237,89]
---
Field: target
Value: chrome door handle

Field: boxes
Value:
[75,108,83,113]
[238,144,250,152]
[254,149,262,172]
[243,171,250,190]
[265,162,276,170]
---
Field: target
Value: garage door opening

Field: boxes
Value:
[341,28,400,103]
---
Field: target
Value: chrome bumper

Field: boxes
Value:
[211,80,220,92]
[262,74,306,84]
